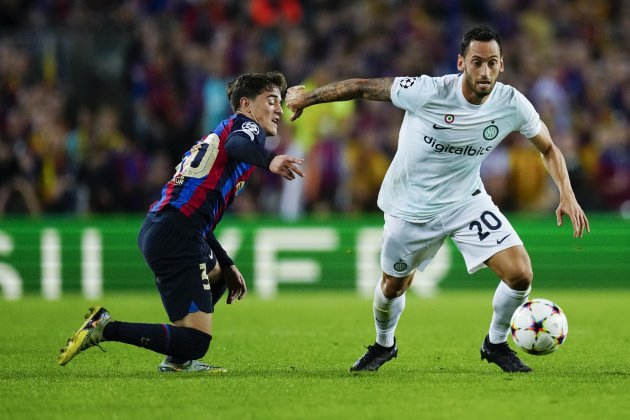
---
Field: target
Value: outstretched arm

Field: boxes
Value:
[529,121,590,238]
[286,78,394,121]
[225,134,304,180]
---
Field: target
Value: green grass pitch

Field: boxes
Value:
[1,290,629,419]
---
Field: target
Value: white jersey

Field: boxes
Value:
[378,73,541,222]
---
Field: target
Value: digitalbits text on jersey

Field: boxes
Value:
[423,135,493,157]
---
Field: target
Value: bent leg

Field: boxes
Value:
[356,212,444,370]
[485,245,533,291]
[57,306,212,367]
[485,245,533,343]
[103,318,212,360]
[161,261,218,361]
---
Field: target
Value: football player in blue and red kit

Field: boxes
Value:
[58,71,304,372]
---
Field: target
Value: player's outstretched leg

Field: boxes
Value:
[480,335,532,372]
[350,338,398,372]
[58,306,112,366]
[158,356,227,373]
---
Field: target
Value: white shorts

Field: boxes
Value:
[381,192,523,276]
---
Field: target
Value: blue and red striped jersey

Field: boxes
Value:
[149,114,267,237]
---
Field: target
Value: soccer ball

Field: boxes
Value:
[510,298,568,355]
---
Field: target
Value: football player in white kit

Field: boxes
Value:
[286,25,589,373]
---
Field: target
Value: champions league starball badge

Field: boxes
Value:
[242,121,260,135]
[398,77,416,89]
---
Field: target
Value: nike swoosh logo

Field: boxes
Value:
[433,123,452,129]
[497,234,512,244]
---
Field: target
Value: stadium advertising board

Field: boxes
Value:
[0,214,628,299]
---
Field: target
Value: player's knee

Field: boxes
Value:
[505,264,533,291]
[382,273,414,298]
[187,329,212,359]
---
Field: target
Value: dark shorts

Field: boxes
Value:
[138,210,217,322]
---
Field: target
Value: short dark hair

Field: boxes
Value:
[460,25,502,57]
[226,71,287,112]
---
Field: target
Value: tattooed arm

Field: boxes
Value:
[285,78,394,121]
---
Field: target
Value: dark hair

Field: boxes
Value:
[226,71,287,112]
[460,25,502,57]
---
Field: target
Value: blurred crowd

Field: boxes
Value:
[1,0,630,218]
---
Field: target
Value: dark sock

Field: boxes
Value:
[103,321,212,360]
[164,355,188,365]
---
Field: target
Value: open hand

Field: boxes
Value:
[556,195,590,238]
[269,154,305,180]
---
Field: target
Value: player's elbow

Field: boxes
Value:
[540,142,557,158]
[505,265,533,291]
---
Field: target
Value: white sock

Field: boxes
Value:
[373,278,405,347]
[488,281,530,344]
